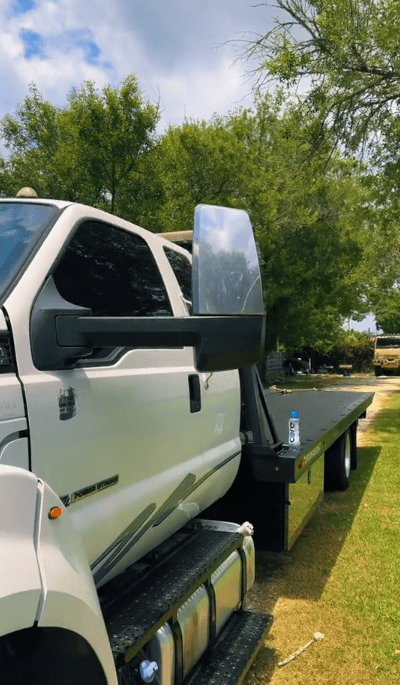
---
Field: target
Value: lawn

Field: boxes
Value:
[244,386,400,684]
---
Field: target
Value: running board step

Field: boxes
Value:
[105,528,244,661]
[186,611,273,685]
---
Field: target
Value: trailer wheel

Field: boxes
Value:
[350,422,358,470]
[374,366,382,377]
[324,431,351,491]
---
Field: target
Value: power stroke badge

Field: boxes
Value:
[60,475,119,507]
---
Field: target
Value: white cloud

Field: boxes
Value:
[0,0,272,128]
[155,55,253,129]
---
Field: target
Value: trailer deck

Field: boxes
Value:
[206,372,374,552]
[246,389,373,483]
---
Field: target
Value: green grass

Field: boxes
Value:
[245,389,400,685]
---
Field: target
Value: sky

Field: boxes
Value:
[0,0,380,334]
[0,0,274,131]
[348,314,378,334]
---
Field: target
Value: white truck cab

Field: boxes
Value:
[0,198,268,685]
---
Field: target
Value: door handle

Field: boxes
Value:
[188,374,201,413]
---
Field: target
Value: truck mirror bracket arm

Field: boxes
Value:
[55,315,265,373]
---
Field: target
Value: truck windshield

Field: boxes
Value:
[0,202,58,300]
[376,338,400,348]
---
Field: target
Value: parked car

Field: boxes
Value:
[283,357,310,375]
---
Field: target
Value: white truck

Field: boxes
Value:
[0,193,373,684]
[0,197,271,685]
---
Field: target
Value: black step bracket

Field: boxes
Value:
[105,527,246,664]
[185,610,273,685]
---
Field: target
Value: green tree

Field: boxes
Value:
[324,329,374,371]
[373,289,400,333]
[0,78,374,352]
[241,0,400,152]
[0,76,159,214]
[139,117,243,233]
[149,96,372,351]
[65,76,159,214]
[240,1,400,332]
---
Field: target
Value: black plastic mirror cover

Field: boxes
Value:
[192,205,264,316]
[30,277,93,370]
[194,315,265,371]
[55,314,265,372]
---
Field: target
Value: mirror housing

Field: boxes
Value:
[31,204,265,372]
[193,204,264,316]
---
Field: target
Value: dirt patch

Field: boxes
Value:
[319,375,400,440]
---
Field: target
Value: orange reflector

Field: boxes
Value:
[299,459,306,470]
[48,506,62,520]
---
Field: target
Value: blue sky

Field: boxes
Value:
[1,0,273,130]
[349,314,378,334]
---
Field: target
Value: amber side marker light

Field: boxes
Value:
[48,506,62,520]
[299,459,306,470]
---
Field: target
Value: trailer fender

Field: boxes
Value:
[34,479,117,685]
[0,466,42,637]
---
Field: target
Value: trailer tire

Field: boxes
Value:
[324,431,351,491]
[350,422,358,470]
[374,366,382,377]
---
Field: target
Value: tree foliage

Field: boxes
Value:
[240,1,400,339]
[330,329,374,371]
[0,76,159,215]
[373,289,400,333]
[0,77,375,351]
[148,96,372,350]
[242,0,400,153]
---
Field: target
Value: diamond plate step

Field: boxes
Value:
[105,529,243,660]
[186,611,273,685]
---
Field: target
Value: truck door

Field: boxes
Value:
[162,244,241,508]
[6,215,239,586]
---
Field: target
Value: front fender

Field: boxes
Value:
[0,465,42,636]
[35,479,117,685]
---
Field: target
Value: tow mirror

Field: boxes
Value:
[192,204,264,316]
[32,204,265,372]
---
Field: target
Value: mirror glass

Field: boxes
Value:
[192,204,264,315]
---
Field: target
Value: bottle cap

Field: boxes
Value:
[290,410,299,418]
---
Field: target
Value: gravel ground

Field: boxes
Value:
[315,373,400,438]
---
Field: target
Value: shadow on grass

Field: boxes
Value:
[253,444,381,612]
[243,444,382,683]
[243,388,399,682]
[244,646,280,682]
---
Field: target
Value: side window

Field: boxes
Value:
[164,246,192,314]
[53,221,172,317]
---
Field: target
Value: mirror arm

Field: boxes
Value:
[56,316,200,348]
[55,315,265,372]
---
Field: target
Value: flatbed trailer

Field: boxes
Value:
[205,368,373,552]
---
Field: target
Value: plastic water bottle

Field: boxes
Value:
[288,410,300,449]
